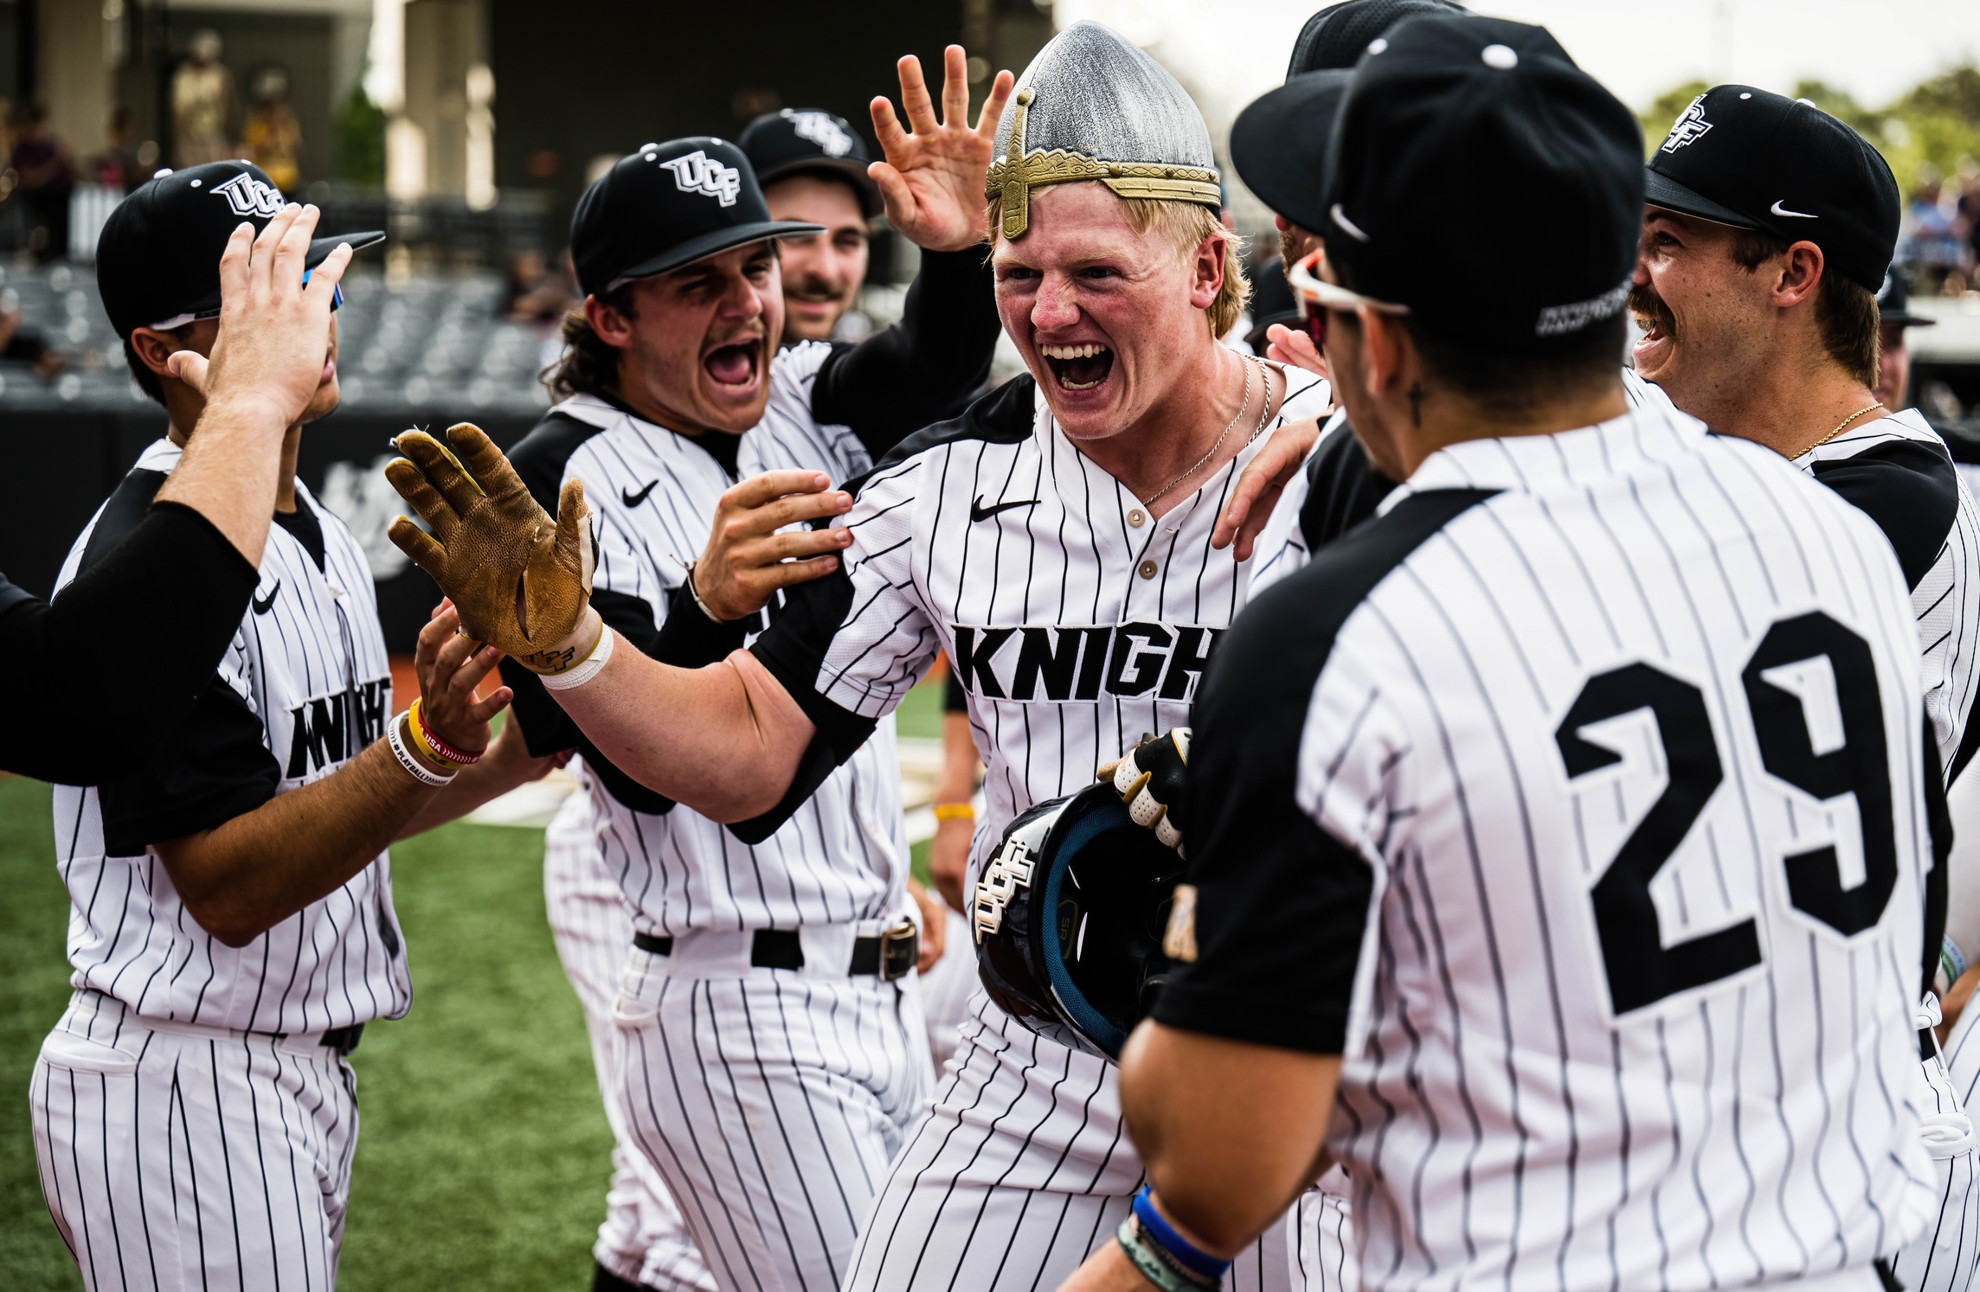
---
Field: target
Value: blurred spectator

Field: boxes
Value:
[1875,270,1935,413]
[172,31,236,168]
[10,105,75,263]
[1961,158,1980,280]
[502,248,578,323]
[1902,167,1973,295]
[88,106,146,194]
[0,293,67,380]
[242,66,302,190]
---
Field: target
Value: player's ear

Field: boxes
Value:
[584,293,637,348]
[1358,307,1412,403]
[126,326,182,381]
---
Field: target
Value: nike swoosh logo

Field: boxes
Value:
[621,479,660,507]
[970,497,1041,522]
[1770,200,1819,219]
[252,580,281,615]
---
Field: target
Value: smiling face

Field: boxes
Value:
[1630,207,1775,417]
[608,240,783,435]
[991,183,1227,443]
[765,174,869,343]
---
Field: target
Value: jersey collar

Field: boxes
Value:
[1380,404,1707,514]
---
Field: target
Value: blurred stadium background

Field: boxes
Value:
[0,0,1976,1287]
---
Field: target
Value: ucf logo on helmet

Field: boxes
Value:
[1660,95,1715,154]
[212,170,286,217]
[660,149,743,207]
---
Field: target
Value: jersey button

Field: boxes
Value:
[1127,508,1146,527]
[1138,560,1158,579]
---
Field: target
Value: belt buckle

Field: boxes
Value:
[880,920,918,981]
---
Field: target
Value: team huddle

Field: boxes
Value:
[25,2,1980,1292]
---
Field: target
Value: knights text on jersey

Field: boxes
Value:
[753,365,1333,877]
[1625,372,1980,782]
[1160,403,1942,1289]
[49,439,408,1034]
[512,358,909,937]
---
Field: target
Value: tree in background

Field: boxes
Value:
[338,82,387,188]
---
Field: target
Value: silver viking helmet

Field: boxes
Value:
[987,20,1222,239]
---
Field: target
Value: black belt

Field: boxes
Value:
[634,926,917,981]
[318,1024,365,1056]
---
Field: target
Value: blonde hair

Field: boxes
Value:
[988,185,1249,338]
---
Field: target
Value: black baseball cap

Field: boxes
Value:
[97,160,384,339]
[570,138,823,299]
[1320,15,1644,351]
[1645,85,1900,293]
[1287,0,1467,76]
[1877,270,1936,328]
[739,109,882,220]
[1231,70,1352,235]
[1237,1,1465,236]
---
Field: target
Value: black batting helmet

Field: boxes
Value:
[971,783,1185,1058]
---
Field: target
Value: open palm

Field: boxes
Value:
[868,45,1016,253]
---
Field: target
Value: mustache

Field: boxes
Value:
[787,276,847,303]
[1628,283,1676,338]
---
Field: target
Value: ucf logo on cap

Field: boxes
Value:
[212,169,286,217]
[660,149,742,206]
[1660,95,1715,153]
[785,110,855,158]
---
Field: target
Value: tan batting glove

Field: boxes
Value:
[384,423,599,674]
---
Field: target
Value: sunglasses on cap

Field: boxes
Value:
[152,265,344,330]
[1285,249,1411,350]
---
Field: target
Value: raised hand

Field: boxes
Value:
[384,423,598,673]
[691,469,854,623]
[166,203,351,429]
[868,45,1015,252]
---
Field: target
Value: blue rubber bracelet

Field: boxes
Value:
[1132,1186,1231,1281]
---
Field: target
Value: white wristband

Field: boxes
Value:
[541,623,616,691]
[389,713,456,786]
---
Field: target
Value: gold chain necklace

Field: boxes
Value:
[1146,354,1259,506]
[1810,401,1887,452]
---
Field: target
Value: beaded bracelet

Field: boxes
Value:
[409,698,482,766]
[1115,1214,1219,1292]
[389,713,456,787]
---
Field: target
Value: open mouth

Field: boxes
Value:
[1040,342,1114,392]
[703,337,763,391]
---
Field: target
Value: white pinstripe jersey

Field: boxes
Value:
[1162,402,1944,1290]
[514,345,909,935]
[754,365,1332,881]
[50,438,408,1033]
[1625,374,1980,782]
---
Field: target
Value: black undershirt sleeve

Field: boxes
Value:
[1298,417,1397,552]
[1809,439,1960,591]
[810,247,998,458]
[1150,578,1377,1054]
[0,501,258,785]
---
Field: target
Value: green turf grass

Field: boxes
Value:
[0,777,615,1290]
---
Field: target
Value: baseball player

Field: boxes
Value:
[741,107,883,346]
[481,48,1010,1292]
[31,166,557,1292]
[1632,88,1980,1292]
[382,23,1330,1292]
[1070,18,1949,1292]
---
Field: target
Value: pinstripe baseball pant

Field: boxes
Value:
[31,992,359,1291]
[545,778,715,1292]
[612,934,931,1292]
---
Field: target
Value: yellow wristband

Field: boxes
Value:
[933,802,975,822]
[403,701,453,772]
